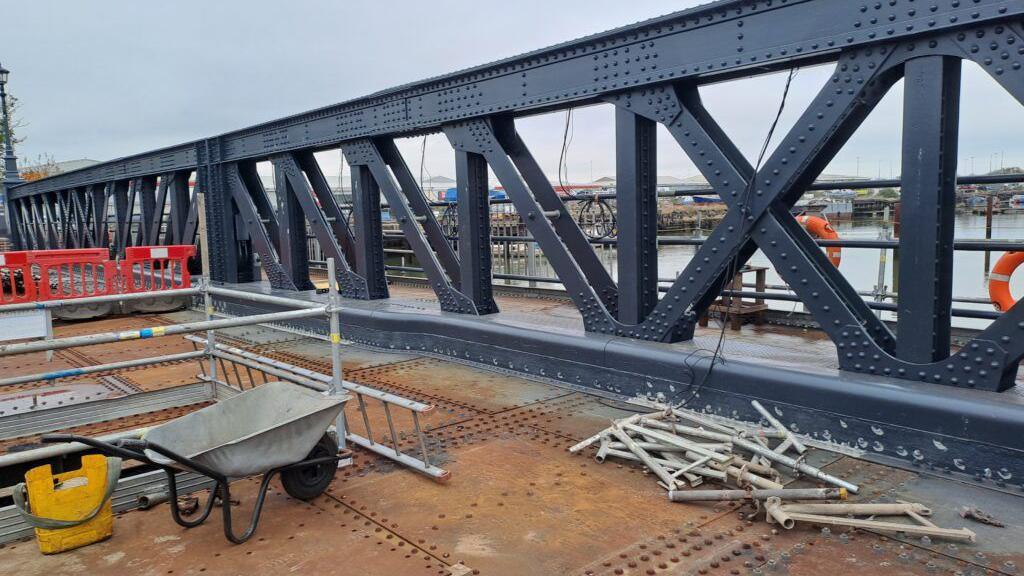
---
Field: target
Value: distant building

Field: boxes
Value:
[422,176,455,201]
[591,175,694,192]
[20,158,101,180]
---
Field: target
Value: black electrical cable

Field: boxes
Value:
[556,108,616,240]
[419,135,427,192]
[577,193,617,239]
[557,109,574,194]
[674,68,799,408]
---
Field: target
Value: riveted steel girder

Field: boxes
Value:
[5,2,1024,393]
[11,0,1022,200]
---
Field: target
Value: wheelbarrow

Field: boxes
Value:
[41,381,350,544]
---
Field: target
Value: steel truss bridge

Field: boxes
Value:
[8,0,1024,482]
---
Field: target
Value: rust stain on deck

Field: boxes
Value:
[3,311,1023,576]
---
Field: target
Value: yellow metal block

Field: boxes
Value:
[24,455,114,554]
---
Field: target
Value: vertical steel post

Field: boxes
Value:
[351,164,388,299]
[327,257,347,451]
[90,183,109,250]
[874,205,891,318]
[112,181,131,257]
[455,150,498,314]
[273,159,314,290]
[615,108,658,325]
[896,56,960,363]
[168,170,192,245]
[9,199,24,249]
[134,176,157,247]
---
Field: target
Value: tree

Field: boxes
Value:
[875,188,899,199]
[20,154,59,181]
[0,92,26,148]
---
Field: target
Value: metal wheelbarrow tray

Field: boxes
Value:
[43,381,350,544]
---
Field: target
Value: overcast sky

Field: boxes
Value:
[5,0,1024,184]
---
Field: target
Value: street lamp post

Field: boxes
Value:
[0,63,23,244]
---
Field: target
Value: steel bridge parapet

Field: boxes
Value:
[6,0,1024,393]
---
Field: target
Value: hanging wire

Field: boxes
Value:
[577,193,618,239]
[675,67,799,408]
[419,135,435,197]
[557,108,618,239]
[420,135,428,193]
[440,203,459,239]
[558,109,574,193]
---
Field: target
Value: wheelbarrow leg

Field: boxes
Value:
[219,471,281,544]
[163,468,218,529]
[219,455,342,544]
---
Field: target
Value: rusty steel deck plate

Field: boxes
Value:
[336,435,723,575]
[3,476,453,576]
[4,314,1024,576]
[257,339,419,372]
[348,358,572,414]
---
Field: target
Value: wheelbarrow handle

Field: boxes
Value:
[117,438,149,450]
[39,434,76,444]
[40,433,153,463]
[139,441,228,484]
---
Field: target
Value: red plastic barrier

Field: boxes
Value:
[0,251,37,304]
[26,248,118,301]
[0,245,196,305]
[121,245,197,293]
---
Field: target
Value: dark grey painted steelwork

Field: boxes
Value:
[350,164,389,299]
[615,108,658,326]
[7,1,1024,395]
[344,139,476,313]
[897,56,960,363]
[11,0,1023,201]
[167,170,192,246]
[452,147,498,315]
[272,158,314,291]
[133,176,157,248]
[226,162,296,290]
[276,152,367,298]
[214,291,1024,494]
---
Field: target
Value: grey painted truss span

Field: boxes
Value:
[212,292,1024,493]
[8,1,1024,399]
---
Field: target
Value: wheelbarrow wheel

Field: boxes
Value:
[281,434,337,500]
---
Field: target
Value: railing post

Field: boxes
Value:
[326,257,347,452]
[196,190,218,383]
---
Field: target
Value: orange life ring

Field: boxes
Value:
[989,251,1024,311]
[796,214,841,267]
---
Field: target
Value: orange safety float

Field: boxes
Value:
[796,214,842,267]
[989,251,1024,311]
